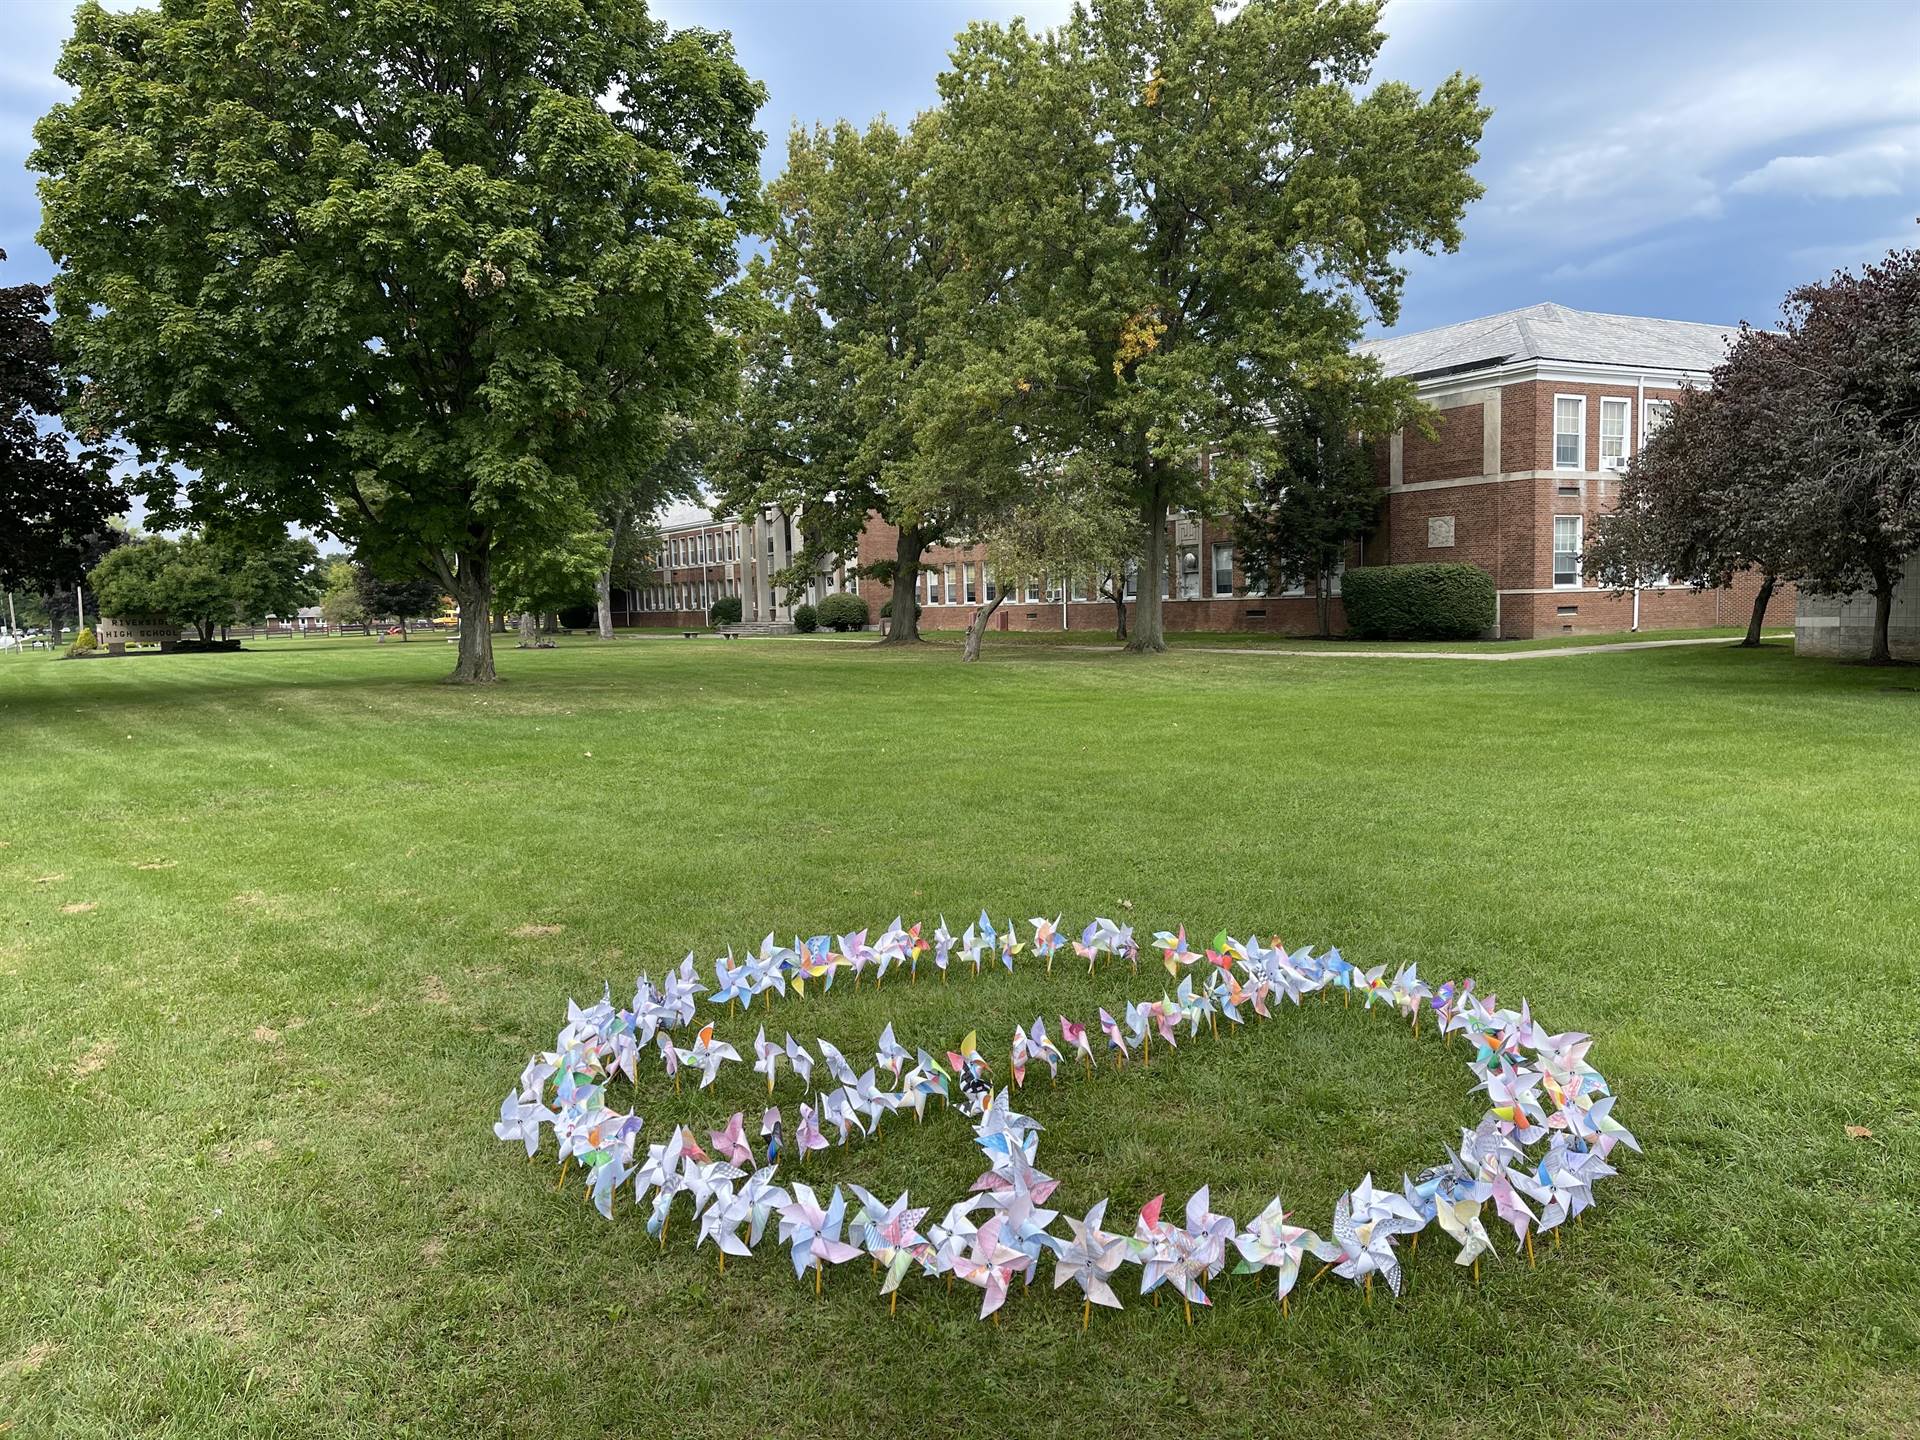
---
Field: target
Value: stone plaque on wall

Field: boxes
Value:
[1427,515,1456,548]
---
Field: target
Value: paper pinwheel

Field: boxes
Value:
[778,1183,863,1292]
[1232,1197,1328,1311]
[1053,1198,1130,1324]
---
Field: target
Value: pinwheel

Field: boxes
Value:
[794,1102,830,1160]
[1053,1198,1130,1325]
[1059,1015,1095,1072]
[1026,1018,1064,1084]
[1029,915,1063,972]
[696,1184,753,1266]
[849,1187,931,1309]
[779,1183,864,1293]
[847,1069,896,1132]
[1144,1187,1234,1322]
[1325,1175,1425,1299]
[1008,1025,1030,1089]
[1092,1007,1129,1068]
[959,917,989,977]
[655,1031,682,1092]
[815,1037,857,1090]
[1071,920,1108,974]
[875,1023,910,1080]
[783,1034,815,1091]
[1390,964,1433,1030]
[931,917,956,979]
[752,1027,783,1093]
[1232,1197,1328,1313]
[996,918,1023,972]
[709,1112,753,1168]
[1404,1157,1495,1275]
[795,934,837,993]
[492,1088,553,1158]
[710,951,753,1013]
[685,1159,747,1224]
[820,1087,863,1145]
[838,929,875,987]
[1152,925,1197,978]
[984,1189,1060,1289]
[761,1107,782,1165]
[948,1215,1028,1319]
[903,1049,950,1118]
[675,1023,742,1090]
[586,1146,633,1219]
[738,1165,791,1248]
[1533,1141,1614,1234]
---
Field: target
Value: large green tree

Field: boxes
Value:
[1235,385,1392,638]
[33,0,765,681]
[0,248,124,597]
[90,530,319,641]
[934,0,1487,651]
[712,116,1024,643]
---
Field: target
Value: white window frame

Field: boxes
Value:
[1552,515,1584,589]
[1642,398,1673,440]
[1599,397,1630,470]
[1553,394,1587,471]
[1210,543,1234,598]
[962,564,977,604]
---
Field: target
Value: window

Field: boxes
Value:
[1554,395,1586,470]
[1211,543,1234,597]
[1599,398,1630,469]
[1643,399,1673,439]
[1123,562,1138,599]
[943,565,955,604]
[983,569,995,603]
[963,564,977,604]
[1553,515,1583,588]
[1025,579,1040,602]
[1070,576,1088,603]
[1176,546,1201,600]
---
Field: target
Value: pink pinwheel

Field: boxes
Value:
[778,1183,863,1292]
[1060,1015,1095,1071]
[709,1112,753,1168]
[949,1215,1028,1319]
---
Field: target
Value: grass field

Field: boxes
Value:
[2,635,1916,1439]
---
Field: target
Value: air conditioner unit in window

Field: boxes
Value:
[1602,455,1628,472]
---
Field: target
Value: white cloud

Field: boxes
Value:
[1730,129,1920,199]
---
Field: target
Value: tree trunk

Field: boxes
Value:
[398,618,410,641]
[1107,583,1128,641]
[595,572,616,640]
[447,546,497,683]
[1316,568,1334,639]
[880,525,924,645]
[961,592,1008,662]
[1741,573,1777,647]
[1126,479,1169,654]
[1870,570,1895,664]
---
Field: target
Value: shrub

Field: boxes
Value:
[1340,564,1495,641]
[879,599,892,619]
[816,593,868,631]
[66,625,97,657]
[709,595,742,627]
[556,603,595,630]
[792,603,818,633]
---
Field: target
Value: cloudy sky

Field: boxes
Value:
[3,0,1916,339]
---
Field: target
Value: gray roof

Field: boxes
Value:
[1358,302,1736,381]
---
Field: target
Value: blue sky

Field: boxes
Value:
[3,0,1917,339]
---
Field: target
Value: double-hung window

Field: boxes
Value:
[1211,543,1234,597]
[1599,398,1630,470]
[1552,515,1583,588]
[1553,395,1586,470]
[963,564,977,604]
[1643,399,1673,439]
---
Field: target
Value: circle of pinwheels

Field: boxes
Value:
[494,916,1637,1324]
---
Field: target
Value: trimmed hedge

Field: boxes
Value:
[708,595,742,627]
[792,603,818,633]
[1340,564,1495,641]
[816,593,868,631]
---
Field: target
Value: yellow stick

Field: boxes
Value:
[815,1260,823,1295]
[1365,1274,1372,1305]
[1526,1232,1536,1268]
[1281,1294,1289,1318]
[717,1252,725,1274]
[1082,1298,1090,1331]
[1184,1297,1193,1326]
[891,1290,898,1315]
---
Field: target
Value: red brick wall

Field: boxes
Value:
[1502,569,1795,638]
[1402,402,1483,486]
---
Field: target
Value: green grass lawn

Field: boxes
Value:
[1,637,1915,1439]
